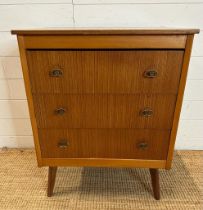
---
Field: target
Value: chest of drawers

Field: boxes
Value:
[12,28,199,199]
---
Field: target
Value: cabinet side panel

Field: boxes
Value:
[17,36,42,166]
[166,35,195,169]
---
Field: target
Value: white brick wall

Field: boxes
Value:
[0,0,202,149]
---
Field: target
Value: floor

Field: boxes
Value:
[0,149,202,210]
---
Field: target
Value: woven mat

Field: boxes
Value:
[0,149,202,210]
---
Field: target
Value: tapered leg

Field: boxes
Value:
[149,169,160,200]
[47,167,57,197]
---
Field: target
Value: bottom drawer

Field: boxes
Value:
[39,129,170,160]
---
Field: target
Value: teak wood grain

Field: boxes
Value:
[12,28,199,199]
[39,129,170,160]
[33,94,176,129]
[27,50,184,94]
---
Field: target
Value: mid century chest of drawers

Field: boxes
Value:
[12,28,199,199]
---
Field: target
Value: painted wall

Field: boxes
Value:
[0,0,202,149]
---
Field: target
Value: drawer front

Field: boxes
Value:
[39,129,170,160]
[27,50,183,94]
[33,94,176,129]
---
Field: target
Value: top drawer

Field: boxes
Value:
[27,50,183,94]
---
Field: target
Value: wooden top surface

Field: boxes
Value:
[11,28,200,35]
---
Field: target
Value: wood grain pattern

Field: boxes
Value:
[166,35,195,169]
[12,30,198,171]
[27,50,184,94]
[12,29,198,199]
[23,35,187,49]
[33,94,176,129]
[39,129,170,160]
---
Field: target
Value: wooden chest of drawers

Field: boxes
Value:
[12,28,199,199]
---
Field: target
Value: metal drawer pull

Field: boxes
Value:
[58,140,69,149]
[49,69,63,77]
[138,142,148,150]
[144,70,158,78]
[140,108,153,117]
[54,108,66,115]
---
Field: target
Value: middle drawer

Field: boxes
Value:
[33,94,176,129]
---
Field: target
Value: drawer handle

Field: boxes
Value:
[54,108,66,115]
[140,108,153,117]
[138,142,148,150]
[144,70,157,78]
[58,140,69,149]
[49,69,63,77]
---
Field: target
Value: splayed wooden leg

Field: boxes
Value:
[149,168,160,200]
[47,167,57,197]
